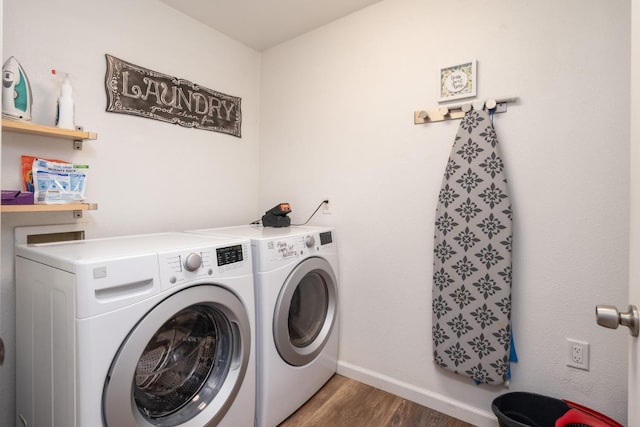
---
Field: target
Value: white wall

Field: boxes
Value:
[260,0,631,424]
[629,1,640,425]
[0,0,632,426]
[0,0,261,425]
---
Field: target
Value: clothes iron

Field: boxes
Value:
[2,56,33,121]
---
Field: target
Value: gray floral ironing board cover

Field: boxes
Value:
[432,109,512,384]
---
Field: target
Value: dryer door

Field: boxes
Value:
[103,285,250,427]
[273,257,338,366]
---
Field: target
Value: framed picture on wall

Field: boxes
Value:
[438,60,477,102]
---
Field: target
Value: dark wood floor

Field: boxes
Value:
[279,374,475,427]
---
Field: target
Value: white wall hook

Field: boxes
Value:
[472,100,485,111]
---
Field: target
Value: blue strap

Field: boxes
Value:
[488,107,496,125]
[507,331,518,380]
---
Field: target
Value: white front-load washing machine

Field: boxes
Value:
[188,225,339,427]
[16,232,256,427]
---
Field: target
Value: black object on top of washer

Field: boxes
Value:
[491,392,623,427]
[262,203,291,227]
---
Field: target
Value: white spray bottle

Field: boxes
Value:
[51,69,75,130]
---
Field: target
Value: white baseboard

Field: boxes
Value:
[337,361,498,427]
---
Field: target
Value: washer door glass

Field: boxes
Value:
[288,272,328,348]
[274,257,338,366]
[103,285,250,427]
[134,305,231,420]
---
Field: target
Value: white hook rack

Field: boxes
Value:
[414,96,518,124]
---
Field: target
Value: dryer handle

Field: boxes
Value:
[231,322,242,370]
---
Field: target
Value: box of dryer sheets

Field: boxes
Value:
[32,158,89,204]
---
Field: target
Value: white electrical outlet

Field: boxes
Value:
[322,195,333,214]
[566,338,590,370]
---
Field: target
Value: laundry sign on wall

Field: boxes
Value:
[104,54,242,137]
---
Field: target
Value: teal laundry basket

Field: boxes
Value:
[491,392,623,427]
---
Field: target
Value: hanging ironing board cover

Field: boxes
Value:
[432,109,512,384]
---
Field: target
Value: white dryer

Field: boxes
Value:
[16,232,256,427]
[188,225,339,427]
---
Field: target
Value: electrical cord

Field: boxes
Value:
[292,199,329,226]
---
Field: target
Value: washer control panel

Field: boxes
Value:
[158,242,249,289]
[265,231,334,261]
